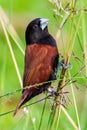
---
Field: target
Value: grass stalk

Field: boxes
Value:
[29,109,36,130]
[81,10,87,76]
[61,106,79,130]
[0,6,25,55]
[0,46,7,92]
[69,72,81,130]
[68,14,82,58]
[23,113,30,130]
[80,1,87,129]
[38,97,47,130]
[47,57,69,129]
[0,15,22,88]
[56,106,61,130]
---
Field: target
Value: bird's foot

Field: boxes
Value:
[59,59,72,70]
[56,59,72,78]
[47,87,57,96]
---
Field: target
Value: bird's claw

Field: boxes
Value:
[59,59,72,70]
[56,59,72,78]
[47,87,57,96]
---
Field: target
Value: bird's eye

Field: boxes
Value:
[33,24,38,29]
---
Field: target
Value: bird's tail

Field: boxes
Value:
[13,90,28,116]
[13,87,43,116]
[13,87,37,116]
[13,84,50,116]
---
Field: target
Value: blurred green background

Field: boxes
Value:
[0,0,87,130]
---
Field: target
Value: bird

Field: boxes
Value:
[14,18,59,116]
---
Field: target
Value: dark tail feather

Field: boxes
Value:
[13,91,28,116]
[14,84,50,116]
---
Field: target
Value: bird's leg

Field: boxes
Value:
[56,59,72,78]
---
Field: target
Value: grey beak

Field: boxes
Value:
[40,18,49,30]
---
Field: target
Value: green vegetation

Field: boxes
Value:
[0,0,87,130]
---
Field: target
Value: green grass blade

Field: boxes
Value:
[0,6,25,55]
[0,15,22,88]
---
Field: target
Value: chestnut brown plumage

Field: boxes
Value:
[14,18,59,116]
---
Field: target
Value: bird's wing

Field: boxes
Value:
[23,44,49,87]
[23,44,58,87]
